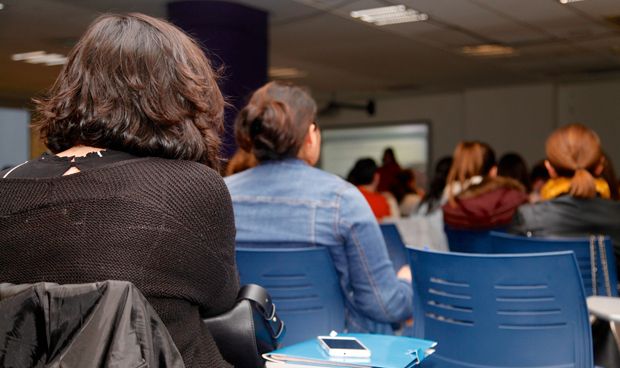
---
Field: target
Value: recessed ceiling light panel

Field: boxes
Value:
[558,0,585,4]
[269,67,307,79]
[11,51,46,61]
[11,51,68,66]
[461,44,517,57]
[350,5,428,26]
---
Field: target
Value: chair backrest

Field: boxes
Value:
[379,223,408,271]
[236,245,345,346]
[444,226,494,253]
[490,232,618,297]
[408,248,593,368]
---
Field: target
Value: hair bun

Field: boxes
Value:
[233,81,317,162]
[250,117,263,138]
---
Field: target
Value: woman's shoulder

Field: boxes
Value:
[130,157,222,180]
[117,157,229,199]
[514,195,614,221]
[226,160,352,189]
[306,165,351,186]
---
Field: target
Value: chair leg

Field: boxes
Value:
[610,321,620,353]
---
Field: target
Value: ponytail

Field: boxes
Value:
[570,168,597,198]
[545,124,603,199]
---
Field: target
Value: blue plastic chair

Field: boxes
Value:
[380,223,409,271]
[408,248,593,368]
[444,226,495,253]
[236,245,345,346]
[490,232,618,297]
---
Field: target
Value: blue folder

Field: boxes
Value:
[264,333,437,367]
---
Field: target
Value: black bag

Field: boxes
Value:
[204,284,285,368]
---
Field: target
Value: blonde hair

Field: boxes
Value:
[546,123,603,198]
[446,141,496,204]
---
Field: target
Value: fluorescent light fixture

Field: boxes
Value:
[461,44,517,57]
[11,51,46,61]
[350,5,428,26]
[44,58,68,66]
[269,67,307,79]
[11,51,67,66]
[0,3,4,10]
[559,0,585,3]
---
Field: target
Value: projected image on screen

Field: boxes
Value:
[320,123,429,180]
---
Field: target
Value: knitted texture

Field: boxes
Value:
[0,157,239,367]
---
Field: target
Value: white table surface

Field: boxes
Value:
[587,296,620,322]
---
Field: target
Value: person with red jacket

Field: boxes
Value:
[347,158,393,220]
[442,141,528,230]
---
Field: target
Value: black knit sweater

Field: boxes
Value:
[0,156,239,367]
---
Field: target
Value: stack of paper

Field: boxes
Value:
[264,333,436,368]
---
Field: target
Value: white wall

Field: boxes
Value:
[320,79,620,172]
[463,84,555,165]
[557,80,620,168]
[0,107,30,170]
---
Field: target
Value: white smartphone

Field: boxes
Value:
[317,336,372,358]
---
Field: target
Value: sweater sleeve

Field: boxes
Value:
[336,186,413,323]
[159,162,240,317]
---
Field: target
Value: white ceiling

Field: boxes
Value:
[1,0,620,105]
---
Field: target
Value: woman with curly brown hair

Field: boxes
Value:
[0,13,238,367]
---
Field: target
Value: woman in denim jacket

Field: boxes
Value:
[225,82,412,333]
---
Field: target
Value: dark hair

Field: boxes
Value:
[382,147,397,165]
[530,160,550,183]
[418,156,452,215]
[498,152,531,192]
[33,13,225,169]
[347,158,378,186]
[391,169,417,203]
[235,82,317,162]
[480,142,496,176]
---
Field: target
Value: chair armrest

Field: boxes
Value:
[587,296,620,322]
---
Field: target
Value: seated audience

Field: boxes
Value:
[347,158,393,220]
[391,169,423,217]
[443,141,528,230]
[512,124,620,279]
[0,13,238,367]
[225,81,412,334]
[402,156,453,251]
[498,152,531,193]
